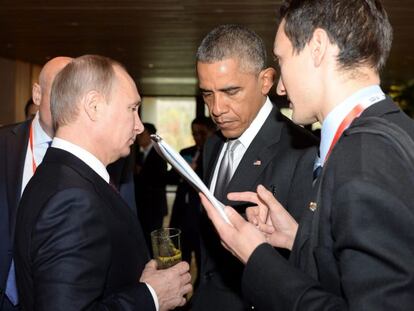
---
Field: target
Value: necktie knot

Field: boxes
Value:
[228,139,240,156]
[313,154,323,184]
[313,165,322,181]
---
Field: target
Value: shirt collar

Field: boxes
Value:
[51,137,110,183]
[319,85,385,164]
[32,112,52,146]
[238,97,273,149]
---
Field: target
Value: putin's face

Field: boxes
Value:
[103,66,144,164]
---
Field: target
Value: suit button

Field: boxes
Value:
[309,202,317,212]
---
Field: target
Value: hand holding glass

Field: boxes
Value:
[151,228,182,269]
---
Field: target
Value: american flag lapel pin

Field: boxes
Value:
[253,160,261,166]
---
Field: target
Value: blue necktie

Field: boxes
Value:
[313,165,322,180]
[313,154,323,185]
[5,260,18,305]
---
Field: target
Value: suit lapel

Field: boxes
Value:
[227,108,283,195]
[290,176,320,271]
[46,148,145,248]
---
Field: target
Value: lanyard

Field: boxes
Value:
[325,104,365,162]
[323,90,386,163]
[28,121,37,173]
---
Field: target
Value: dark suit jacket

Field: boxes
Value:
[0,120,31,310]
[14,148,154,311]
[169,145,202,264]
[192,106,318,310]
[134,146,168,248]
[241,98,414,310]
[0,121,136,310]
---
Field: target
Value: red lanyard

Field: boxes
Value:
[325,104,364,162]
[29,121,37,173]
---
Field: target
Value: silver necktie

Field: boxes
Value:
[214,139,240,201]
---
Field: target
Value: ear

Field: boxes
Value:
[32,83,41,107]
[83,90,104,121]
[259,67,275,95]
[309,28,330,67]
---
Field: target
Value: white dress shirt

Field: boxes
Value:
[210,97,273,193]
[21,112,52,195]
[51,137,160,311]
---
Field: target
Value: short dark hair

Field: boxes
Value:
[280,0,393,72]
[24,97,35,118]
[143,122,157,135]
[196,24,267,74]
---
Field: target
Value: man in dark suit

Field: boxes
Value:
[14,55,192,310]
[201,0,414,310]
[191,25,318,310]
[0,56,72,311]
[135,123,168,250]
[0,56,137,311]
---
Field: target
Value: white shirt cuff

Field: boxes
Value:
[145,282,159,311]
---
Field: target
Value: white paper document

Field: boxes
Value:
[150,134,230,224]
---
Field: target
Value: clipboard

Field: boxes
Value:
[150,134,231,224]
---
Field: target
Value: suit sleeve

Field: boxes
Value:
[242,243,346,311]
[31,189,155,311]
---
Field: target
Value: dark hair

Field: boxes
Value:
[196,24,267,74]
[280,0,393,72]
[24,97,35,118]
[143,122,157,135]
[192,116,216,131]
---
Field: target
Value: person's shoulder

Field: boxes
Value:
[0,120,29,137]
[272,109,319,148]
[329,118,414,184]
[342,115,414,157]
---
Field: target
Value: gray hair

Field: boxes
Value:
[196,24,267,74]
[51,55,121,129]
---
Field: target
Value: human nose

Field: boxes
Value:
[209,94,227,117]
[135,111,144,135]
[276,77,286,96]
